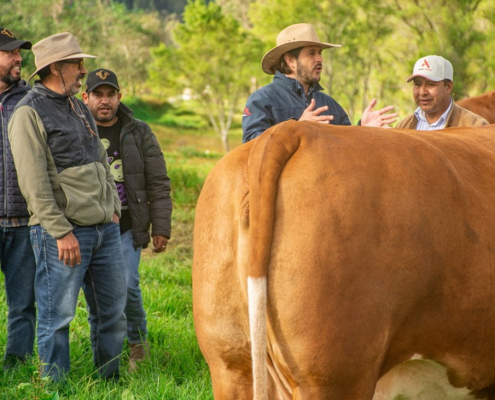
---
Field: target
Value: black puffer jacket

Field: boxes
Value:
[118,102,172,248]
[0,80,30,218]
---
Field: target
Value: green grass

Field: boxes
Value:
[124,96,209,131]
[0,106,230,398]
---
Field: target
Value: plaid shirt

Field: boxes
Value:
[0,217,30,228]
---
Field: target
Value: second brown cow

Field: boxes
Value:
[457,90,495,123]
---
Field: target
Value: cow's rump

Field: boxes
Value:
[193,121,495,400]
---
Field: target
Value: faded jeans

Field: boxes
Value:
[121,230,147,344]
[30,222,127,381]
[0,225,36,365]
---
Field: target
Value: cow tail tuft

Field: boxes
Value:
[248,276,268,400]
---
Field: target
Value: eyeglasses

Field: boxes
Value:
[60,59,84,70]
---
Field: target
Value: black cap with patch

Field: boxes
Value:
[0,28,32,51]
[85,68,120,93]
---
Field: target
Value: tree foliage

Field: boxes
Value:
[248,0,495,121]
[2,0,495,149]
[148,0,264,151]
[114,0,189,16]
[0,0,166,95]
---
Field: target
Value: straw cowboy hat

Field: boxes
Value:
[29,32,96,80]
[261,23,341,75]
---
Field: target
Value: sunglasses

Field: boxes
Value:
[60,59,84,70]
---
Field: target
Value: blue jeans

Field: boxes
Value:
[0,225,36,364]
[121,230,147,344]
[30,223,127,381]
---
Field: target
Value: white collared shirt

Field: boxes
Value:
[414,99,453,130]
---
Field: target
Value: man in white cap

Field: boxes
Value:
[8,32,127,381]
[242,23,397,142]
[0,27,37,370]
[396,55,488,129]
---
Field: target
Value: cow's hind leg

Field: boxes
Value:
[208,355,283,400]
[209,365,253,400]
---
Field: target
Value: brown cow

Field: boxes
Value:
[457,90,495,124]
[193,121,495,400]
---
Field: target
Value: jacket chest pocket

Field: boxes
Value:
[132,190,148,204]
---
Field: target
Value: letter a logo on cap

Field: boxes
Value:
[421,59,430,69]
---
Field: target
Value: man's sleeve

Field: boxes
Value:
[142,123,172,239]
[337,109,352,126]
[8,106,73,238]
[242,92,274,143]
[330,100,352,126]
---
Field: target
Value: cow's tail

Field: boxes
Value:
[247,123,302,400]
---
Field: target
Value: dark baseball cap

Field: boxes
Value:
[0,28,32,51]
[85,68,120,93]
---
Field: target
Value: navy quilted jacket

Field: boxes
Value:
[0,80,30,218]
[242,71,351,143]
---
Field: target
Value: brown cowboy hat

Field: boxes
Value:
[29,32,96,80]
[261,23,341,75]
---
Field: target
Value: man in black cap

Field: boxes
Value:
[82,69,172,373]
[0,28,36,369]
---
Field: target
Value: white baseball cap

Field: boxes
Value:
[407,55,453,82]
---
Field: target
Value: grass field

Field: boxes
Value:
[0,108,235,399]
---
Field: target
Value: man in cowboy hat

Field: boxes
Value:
[242,23,397,142]
[82,68,172,372]
[8,32,127,381]
[396,55,488,129]
[0,27,37,370]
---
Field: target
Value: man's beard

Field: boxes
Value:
[296,60,321,87]
[0,73,20,87]
[63,73,85,96]
[95,111,117,123]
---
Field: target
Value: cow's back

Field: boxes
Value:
[193,122,495,400]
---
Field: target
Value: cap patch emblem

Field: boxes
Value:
[96,70,110,80]
[1,29,14,39]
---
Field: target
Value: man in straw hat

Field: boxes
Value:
[8,32,127,381]
[396,55,488,130]
[242,23,397,142]
[0,27,37,370]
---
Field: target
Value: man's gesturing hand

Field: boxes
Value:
[361,98,397,128]
[299,99,335,123]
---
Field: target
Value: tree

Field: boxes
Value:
[248,0,495,120]
[216,0,255,29]
[148,0,264,151]
[0,0,166,95]
[388,0,491,100]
